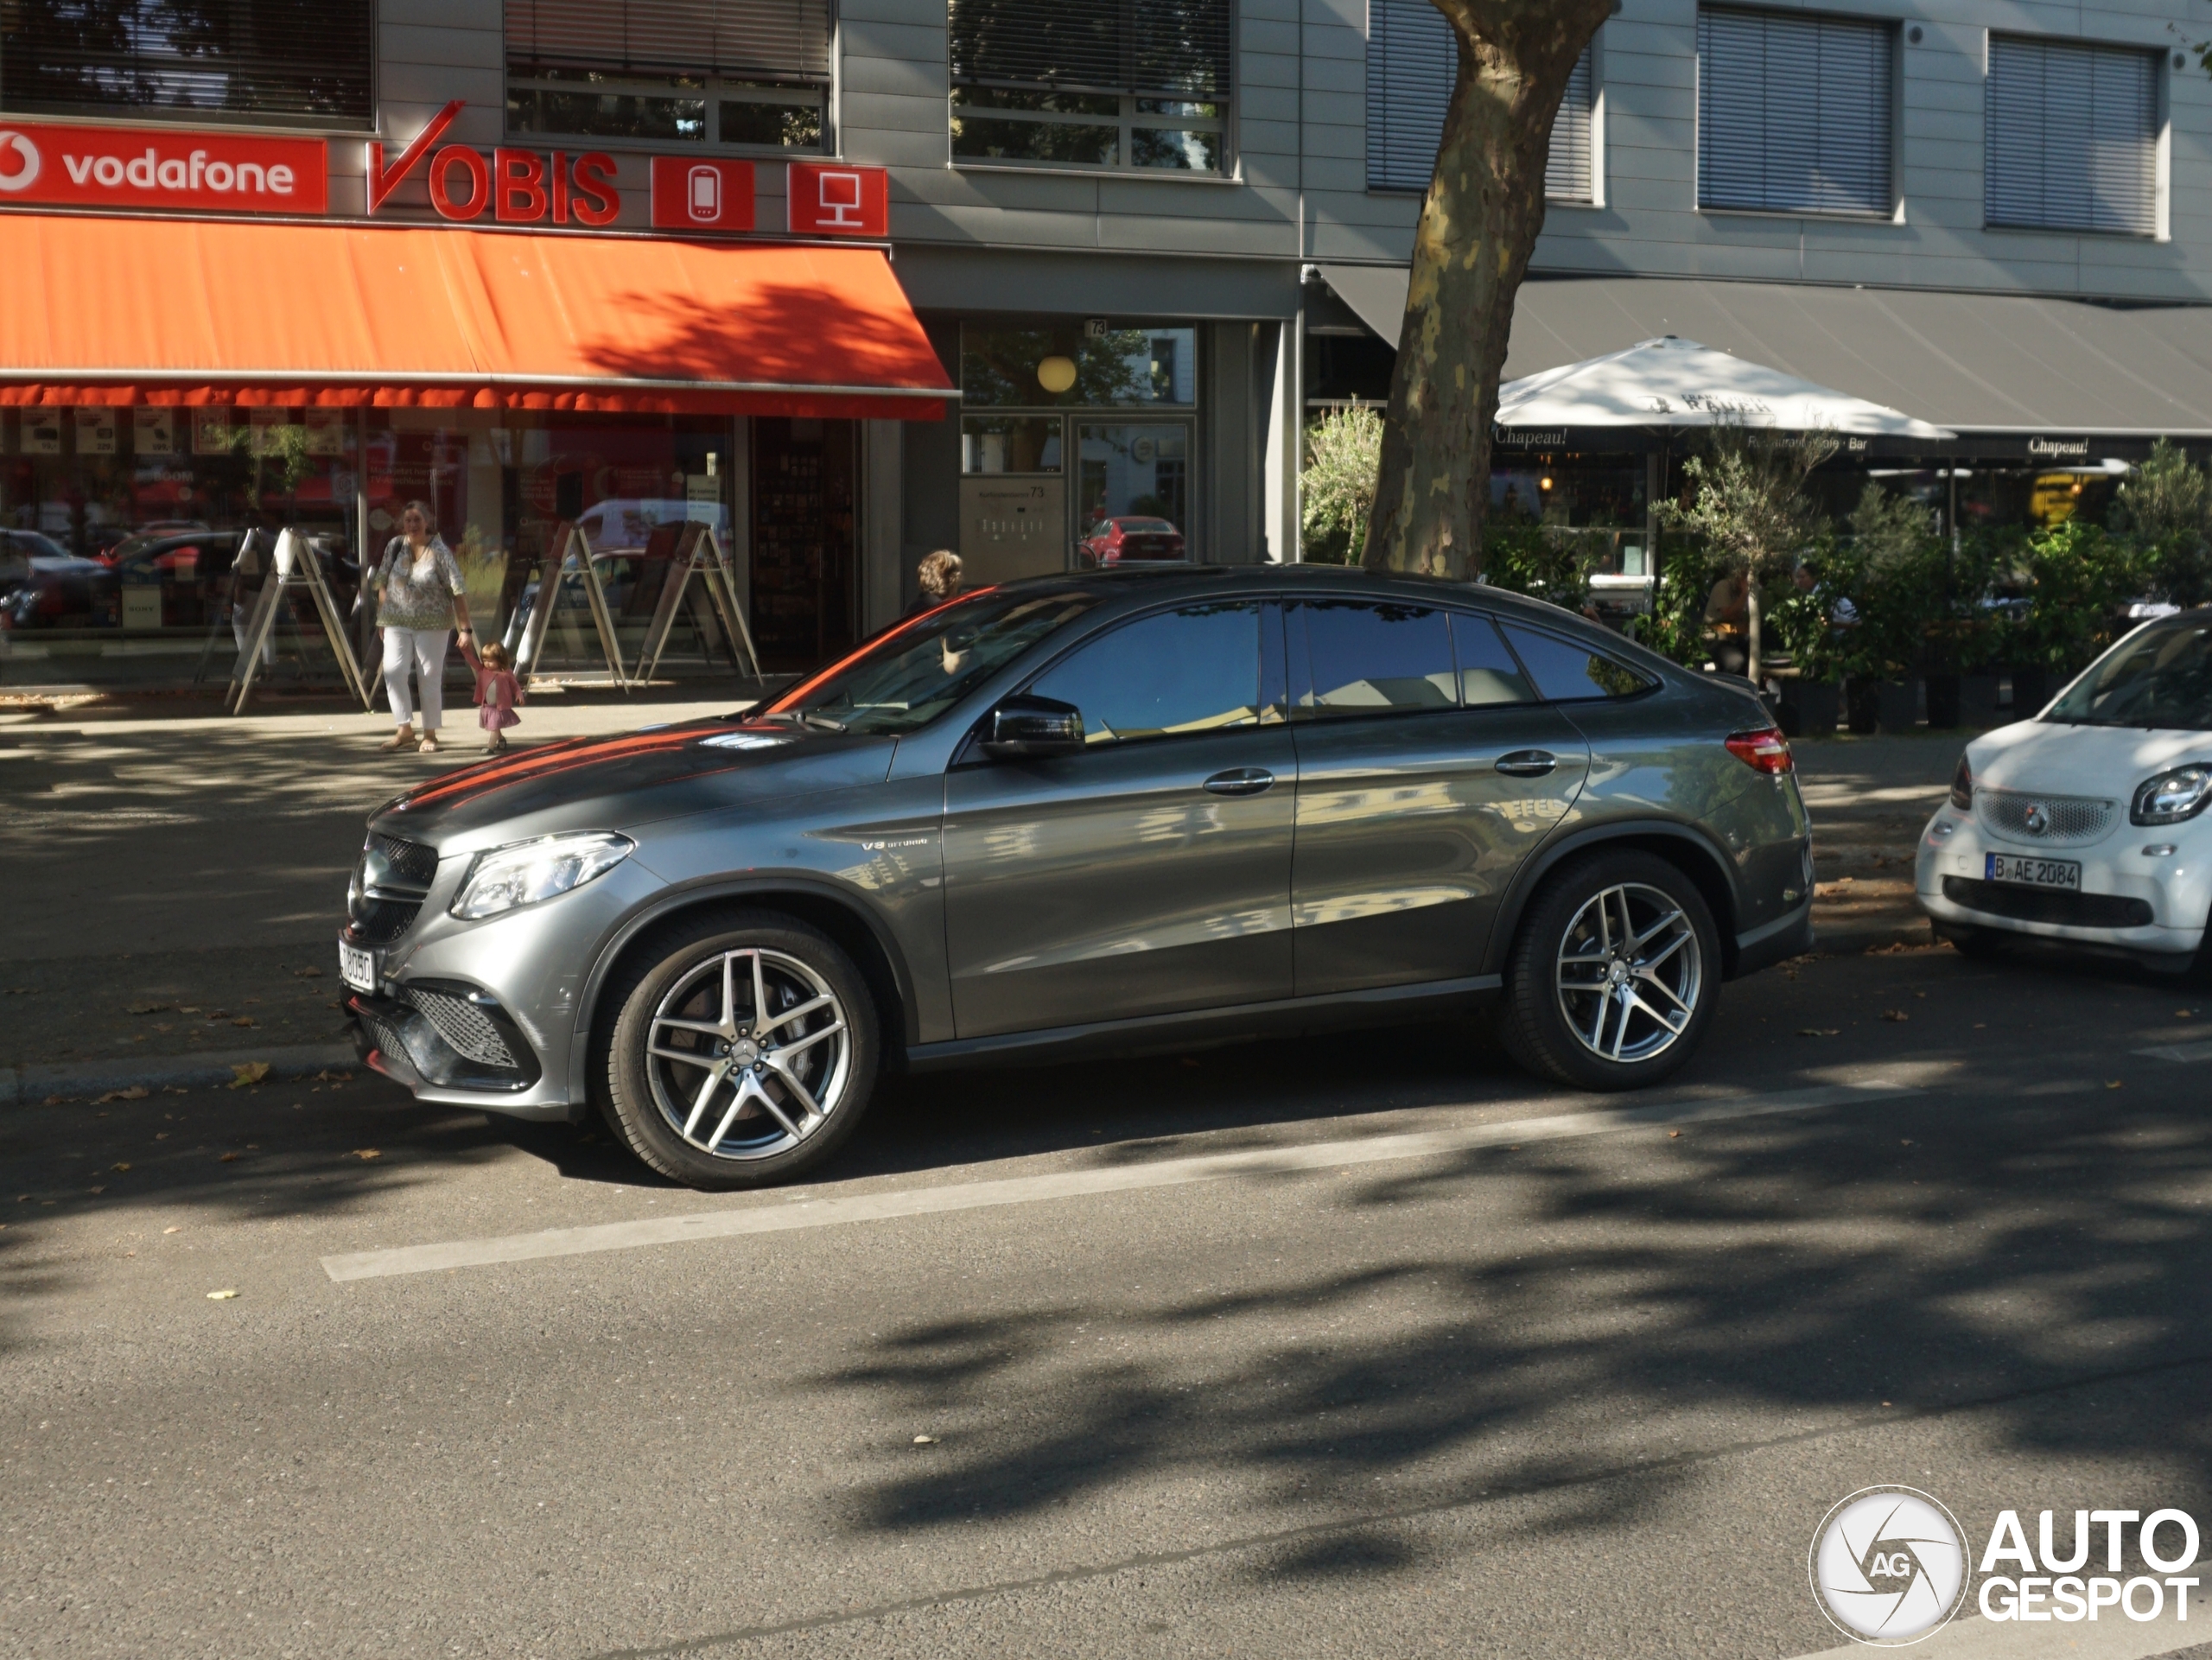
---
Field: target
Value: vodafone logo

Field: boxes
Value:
[0,130,41,192]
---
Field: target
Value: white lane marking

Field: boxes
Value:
[1789,1569,2210,1659]
[2135,1040,2212,1063]
[323,1081,1915,1282]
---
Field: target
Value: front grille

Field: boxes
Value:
[370,833,441,887]
[346,898,421,946]
[356,1005,411,1063]
[404,987,517,1069]
[1974,788,2116,847]
[1942,876,2153,929]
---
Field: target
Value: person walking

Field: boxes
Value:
[371,500,474,754]
[905,550,963,616]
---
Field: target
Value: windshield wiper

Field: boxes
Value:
[798,712,847,733]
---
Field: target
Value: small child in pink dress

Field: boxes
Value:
[461,639,524,754]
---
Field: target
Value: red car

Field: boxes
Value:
[1080,516,1185,565]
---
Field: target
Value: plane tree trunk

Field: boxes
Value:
[1362,0,1614,579]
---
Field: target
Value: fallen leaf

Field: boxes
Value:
[351,1148,381,1161]
[1798,1027,1840,1037]
[1901,1139,1915,1147]
[912,1434,938,1446]
[1882,1009,1910,1022]
[178,1006,200,1014]
[206,1288,238,1301]
[1880,1400,1892,1408]
[39,1094,77,1106]
[93,1086,149,1105]
[294,966,323,978]
[229,1061,270,1089]
[86,1186,105,1195]
[2107,1080,2124,1090]
[219,1152,240,1163]
[1668,1129,1681,1139]
[109,1161,130,1173]
[2177,1010,2195,1019]
[231,1016,257,1027]
[163,1226,181,1234]
[126,1002,169,1014]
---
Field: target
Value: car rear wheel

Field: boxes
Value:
[603,910,880,1189]
[1497,850,1721,1091]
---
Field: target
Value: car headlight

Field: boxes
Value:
[1949,755,1973,811]
[2130,766,2212,827]
[450,832,634,919]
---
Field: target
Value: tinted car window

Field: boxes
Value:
[1449,613,1538,708]
[1299,600,1457,717]
[1028,602,1266,745]
[1501,622,1655,703]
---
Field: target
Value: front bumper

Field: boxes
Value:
[1915,805,2209,966]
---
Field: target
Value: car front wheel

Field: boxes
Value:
[603,910,880,1189]
[1497,850,1721,1091]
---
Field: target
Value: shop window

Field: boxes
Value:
[505,0,830,149]
[1367,7,1592,201]
[1,0,376,128]
[1077,425,1189,557]
[948,0,1230,172]
[961,326,1198,409]
[1027,603,1268,745]
[1986,36,2158,237]
[751,417,857,669]
[1697,8,1892,217]
[961,417,1063,474]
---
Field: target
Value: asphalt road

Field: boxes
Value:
[9,935,2212,1658]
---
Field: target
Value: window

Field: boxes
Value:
[961,327,1199,409]
[1,0,376,128]
[1500,623,1655,703]
[1366,3,1592,200]
[1697,8,1891,216]
[505,0,830,149]
[1297,600,1458,717]
[948,0,1230,171]
[1027,603,1268,744]
[1986,36,2158,237]
[1449,614,1537,708]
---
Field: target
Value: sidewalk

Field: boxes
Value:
[1,708,1974,1087]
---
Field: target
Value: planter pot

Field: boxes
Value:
[2008,666,2050,715]
[1924,672,1962,729]
[1780,677,1840,738]
[1845,676,1881,735]
[1959,673,2000,728]
[1876,677,1920,733]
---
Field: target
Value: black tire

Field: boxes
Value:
[601,908,880,1190]
[1497,849,1723,1092]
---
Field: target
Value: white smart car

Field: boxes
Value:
[1919,611,2212,972]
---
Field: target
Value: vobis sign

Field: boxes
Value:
[0,120,327,213]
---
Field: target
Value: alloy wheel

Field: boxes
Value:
[645,947,853,1160]
[1553,881,1704,1065]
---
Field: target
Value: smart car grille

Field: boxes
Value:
[371,834,441,887]
[1974,788,2114,846]
[403,987,517,1069]
[346,898,421,946]
[1942,876,2152,929]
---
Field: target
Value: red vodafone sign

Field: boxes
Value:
[0,120,327,213]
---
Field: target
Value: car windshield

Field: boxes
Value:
[763,588,1100,736]
[1117,519,1176,534]
[2045,620,2212,730]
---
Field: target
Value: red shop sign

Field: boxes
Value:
[0,119,327,213]
[365,101,617,226]
[786,162,888,237]
[650,156,756,232]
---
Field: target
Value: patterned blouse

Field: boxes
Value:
[373,537,467,630]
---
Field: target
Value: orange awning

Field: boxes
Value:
[0,213,952,418]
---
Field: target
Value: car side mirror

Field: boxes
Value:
[982,694,1085,759]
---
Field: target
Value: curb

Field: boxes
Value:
[0,1042,359,1106]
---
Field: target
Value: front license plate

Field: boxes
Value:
[339,940,377,995]
[1985,852,2082,890]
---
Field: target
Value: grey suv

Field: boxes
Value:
[340,568,1812,1189]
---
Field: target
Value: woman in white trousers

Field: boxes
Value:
[370,500,474,754]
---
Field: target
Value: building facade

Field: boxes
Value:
[1,0,2209,685]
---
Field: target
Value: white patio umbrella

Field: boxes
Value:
[1495,335,1955,441]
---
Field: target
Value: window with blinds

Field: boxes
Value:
[1696,8,1891,216]
[1365,0,1592,202]
[0,0,375,128]
[505,0,834,149]
[1986,36,2158,237]
[947,0,1233,171]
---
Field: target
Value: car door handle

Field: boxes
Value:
[1495,750,1558,779]
[1203,767,1276,796]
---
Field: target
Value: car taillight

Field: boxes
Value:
[1726,727,1793,775]
[1949,755,1973,811]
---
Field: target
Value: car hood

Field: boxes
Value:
[368,719,898,851]
[1968,719,2212,800]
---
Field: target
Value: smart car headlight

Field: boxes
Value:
[450,832,634,919]
[2131,766,2212,827]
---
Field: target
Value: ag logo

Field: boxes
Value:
[1809,1487,1969,1645]
[0,130,41,192]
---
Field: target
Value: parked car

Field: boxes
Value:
[1921,609,2212,971]
[1,532,118,628]
[1079,516,1186,565]
[339,566,1812,1189]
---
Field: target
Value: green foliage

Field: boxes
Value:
[1481,522,1594,614]
[2010,520,2143,674]
[1659,425,1839,584]
[1300,406,1382,564]
[1644,532,1728,667]
[2112,439,2212,607]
